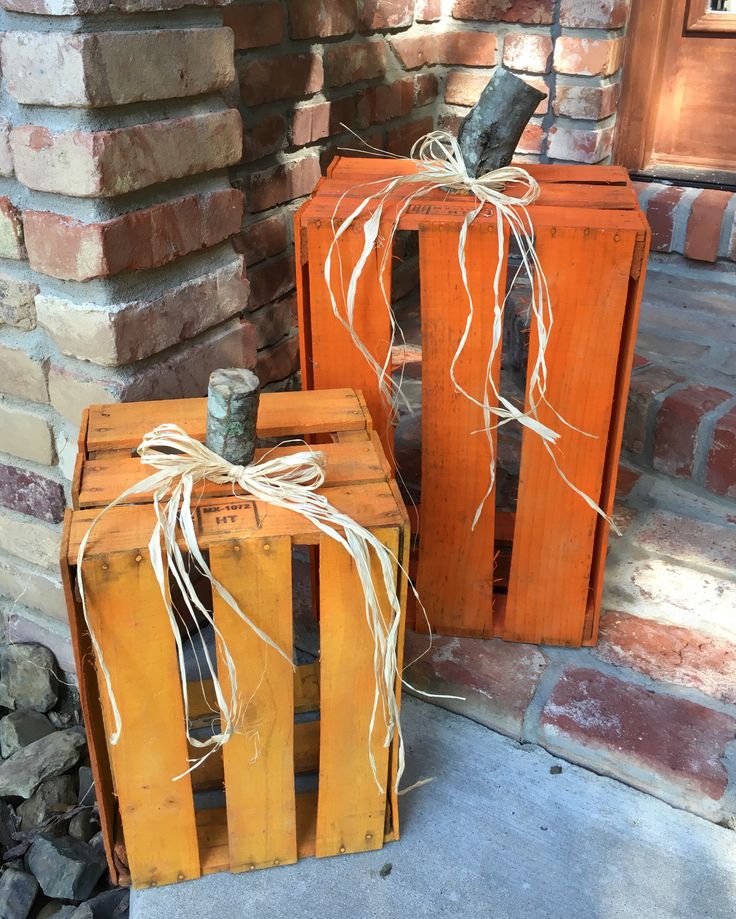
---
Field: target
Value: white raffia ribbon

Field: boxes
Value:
[77,424,426,791]
[326,130,618,532]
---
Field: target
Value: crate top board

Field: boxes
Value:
[67,387,406,563]
[298,156,647,236]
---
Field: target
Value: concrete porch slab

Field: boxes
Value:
[131,697,736,919]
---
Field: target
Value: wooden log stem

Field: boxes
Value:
[205,368,260,466]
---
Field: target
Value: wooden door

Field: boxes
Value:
[616,0,736,181]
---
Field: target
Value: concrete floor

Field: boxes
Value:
[132,697,736,919]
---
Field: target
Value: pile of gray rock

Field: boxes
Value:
[0,643,128,918]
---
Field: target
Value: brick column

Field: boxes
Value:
[0,4,250,668]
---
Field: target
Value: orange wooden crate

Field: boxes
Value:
[296,157,650,647]
[60,388,409,889]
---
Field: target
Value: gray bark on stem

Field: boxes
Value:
[205,368,260,466]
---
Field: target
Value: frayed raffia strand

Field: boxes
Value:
[326,130,619,533]
[77,424,462,793]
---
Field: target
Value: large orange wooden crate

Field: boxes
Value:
[296,156,650,647]
[61,388,409,889]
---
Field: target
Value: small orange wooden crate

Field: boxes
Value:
[296,156,650,647]
[60,388,409,889]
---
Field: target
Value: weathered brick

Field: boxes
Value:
[615,463,641,497]
[356,80,413,127]
[0,119,12,177]
[644,185,686,253]
[2,0,238,11]
[559,0,630,28]
[0,464,65,523]
[292,97,356,145]
[289,0,357,37]
[0,341,48,402]
[684,189,732,263]
[0,508,60,573]
[444,70,489,106]
[0,275,38,330]
[242,113,288,162]
[248,157,321,213]
[0,404,54,465]
[546,122,614,163]
[359,0,414,29]
[539,667,736,806]
[653,385,732,478]
[247,252,296,311]
[517,121,544,154]
[453,0,554,23]
[248,299,294,350]
[10,112,242,198]
[389,34,438,68]
[223,2,285,49]
[706,405,736,498]
[438,30,497,66]
[49,318,257,425]
[24,189,243,281]
[553,36,624,77]
[1,29,235,107]
[234,213,289,265]
[553,79,619,119]
[0,557,65,620]
[414,72,439,106]
[404,632,547,739]
[255,333,300,385]
[416,0,440,20]
[386,116,434,156]
[326,41,388,86]
[0,198,25,260]
[36,255,249,366]
[622,366,683,455]
[239,53,324,105]
[3,611,73,676]
[502,32,552,74]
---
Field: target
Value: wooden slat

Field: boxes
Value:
[305,222,394,463]
[415,223,505,637]
[503,225,638,646]
[85,389,371,454]
[315,527,399,857]
[81,551,200,888]
[67,481,404,560]
[71,408,89,509]
[78,439,390,508]
[387,502,410,838]
[209,535,297,872]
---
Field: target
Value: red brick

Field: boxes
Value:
[247,299,295,350]
[437,31,498,66]
[414,72,439,106]
[255,333,300,385]
[292,97,356,145]
[547,122,614,163]
[239,53,324,105]
[0,464,65,524]
[444,70,488,106]
[517,121,544,154]
[24,189,242,282]
[641,184,686,253]
[326,41,388,86]
[356,80,413,128]
[453,0,554,22]
[540,667,736,802]
[684,189,732,262]
[223,2,284,49]
[633,509,736,572]
[553,36,624,76]
[416,0,441,20]
[386,116,434,156]
[503,32,552,74]
[560,0,630,28]
[289,0,357,38]
[615,463,641,497]
[389,34,439,69]
[247,252,296,310]
[242,113,287,162]
[706,405,736,498]
[403,632,547,740]
[653,385,732,478]
[248,157,321,213]
[359,0,414,29]
[553,80,620,119]
[233,213,289,265]
[622,366,684,454]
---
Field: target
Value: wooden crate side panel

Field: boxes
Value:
[295,204,315,392]
[415,223,507,637]
[209,535,297,872]
[388,514,410,839]
[305,222,394,463]
[316,527,400,857]
[80,550,200,888]
[503,225,637,646]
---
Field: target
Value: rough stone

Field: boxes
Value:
[77,766,94,806]
[17,775,76,831]
[0,867,38,919]
[0,274,39,330]
[27,834,106,901]
[0,708,55,758]
[1,30,235,107]
[69,887,129,918]
[37,903,76,919]
[3,614,74,676]
[0,643,58,712]
[0,730,84,798]
[68,808,100,843]
[0,197,26,260]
